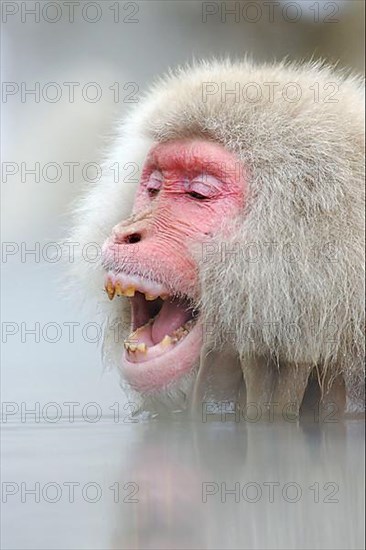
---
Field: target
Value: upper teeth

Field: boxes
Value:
[104,273,168,301]
[115,282,135,298]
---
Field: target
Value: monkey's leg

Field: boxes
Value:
[242,360,313,419]
[270,362,314,419]
[241,356,275,407]
[191,345,244,417]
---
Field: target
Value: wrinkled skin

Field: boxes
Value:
[102,139,245,393]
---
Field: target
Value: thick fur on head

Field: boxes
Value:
[70,59,365,413]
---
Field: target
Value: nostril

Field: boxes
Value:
[124,232,141,244]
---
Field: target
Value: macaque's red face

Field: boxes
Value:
[102,139,245,393]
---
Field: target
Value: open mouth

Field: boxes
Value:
[104,272,202,392]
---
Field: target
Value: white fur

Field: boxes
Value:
[69,59,365,412]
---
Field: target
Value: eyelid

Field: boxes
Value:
[146,169,163,190]
[187,174,221,197]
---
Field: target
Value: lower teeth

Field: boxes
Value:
[124,319,196,352]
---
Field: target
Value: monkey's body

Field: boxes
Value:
[71,60,365,416]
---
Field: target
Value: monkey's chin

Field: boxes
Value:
[121,322,202,393]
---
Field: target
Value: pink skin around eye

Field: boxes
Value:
[134,139,246,234]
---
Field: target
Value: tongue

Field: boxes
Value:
[151,298,193,344]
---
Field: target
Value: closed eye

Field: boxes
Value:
[185,173,221,200]
[187,191,207,200]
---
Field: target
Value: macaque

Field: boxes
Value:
[71,60,365,416]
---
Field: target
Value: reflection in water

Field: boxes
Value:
[2,417,364,549]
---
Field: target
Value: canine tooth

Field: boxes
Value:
[123,286,135,297]
[160,293,169,300]
[137,343,147,353]
[106,281,115,300]
[124,341,130,350]
[161,335,172,347]
[145,293,157,301]
[129,344,137,352]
